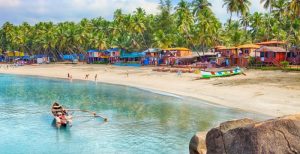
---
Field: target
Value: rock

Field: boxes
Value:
[189,132,207,154]
[206,118,257,154]
[206,114,300,154]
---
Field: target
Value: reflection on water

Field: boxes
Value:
[0,74,268,154]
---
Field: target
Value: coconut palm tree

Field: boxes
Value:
[289,0,300,18]
[192,0,212,17]
[175,0,194,47]
[222,0,238,24]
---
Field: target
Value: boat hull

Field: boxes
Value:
[51,102,70,126]
[201,68,242,79]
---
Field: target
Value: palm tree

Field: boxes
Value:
[273,0,288,21]
[223,0,251,24]
[175,0,194,47]
[131,8,148,50]
[261,0,276,40]
[223,0,238,24]
[192,0,212,17]
[289,0,300,18]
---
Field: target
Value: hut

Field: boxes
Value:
[33,54,51,64]
[5,51,25,62]
[116,51,145,66]
[175,52,199,65]
[255,46,288,66]
[161,48,192,65]
[105,48,121,64]
[233,44,261,66]
[87,49,101,64]
[215,47,237,67]
[288,47,300,65]
[142,48,160,65]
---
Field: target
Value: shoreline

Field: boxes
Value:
[1,64,300,117]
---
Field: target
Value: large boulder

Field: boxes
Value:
[206,114,300,154]
[189,118,256,154]
[189,132,207,154]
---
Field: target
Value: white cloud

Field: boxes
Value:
[0,0,20,8]
[0,0,268,25]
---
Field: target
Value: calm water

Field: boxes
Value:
[0,74,268,154]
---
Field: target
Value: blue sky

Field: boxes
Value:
[0,0,266,25]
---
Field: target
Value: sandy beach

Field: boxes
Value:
[1,63,299,117]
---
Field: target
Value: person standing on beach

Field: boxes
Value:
[85,74,89,79]
[95,74,98,82]
[67,73,70,79]
[126,70,129,78]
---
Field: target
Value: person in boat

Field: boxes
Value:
[55,112,67,127]
[55,111,73,127]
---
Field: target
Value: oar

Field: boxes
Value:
[73,115,103,118]
[65,109,108,122]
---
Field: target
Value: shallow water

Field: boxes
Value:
[0,74,268,154]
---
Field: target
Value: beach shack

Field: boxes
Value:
[142,48,160,65]
[5,51,25,62]
[160,48,192,65]
[288,47,300,65]
[116,51,145,66]
[255,46,288,66]
[34,54,50,64]
[175,52,199,65]
[87,49,101,63]
[215,47,237,66]
[105,48,121,64]
[234,44,261,66]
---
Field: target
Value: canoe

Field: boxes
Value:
[51,102,71,127]
[201,67,242,79]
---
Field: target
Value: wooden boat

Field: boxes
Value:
[201,67,242,79]
[51,102,72,127]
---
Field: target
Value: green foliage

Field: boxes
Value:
[92,61,109,64]
[280,61,289,67]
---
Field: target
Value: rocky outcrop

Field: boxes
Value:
[190,114,300,154]
[189,132,207,154]
[206,118,257,154]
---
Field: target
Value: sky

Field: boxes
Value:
[0,0,266,26]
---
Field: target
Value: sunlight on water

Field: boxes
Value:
[0,74,268,154]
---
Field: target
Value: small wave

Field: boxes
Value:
[137,87,183,99]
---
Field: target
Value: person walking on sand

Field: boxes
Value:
[94,74,98,82]
[126,70,129,78]
[85,74,89,79]
[67,73,70,79]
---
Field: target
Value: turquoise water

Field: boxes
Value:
[0,74,268,154]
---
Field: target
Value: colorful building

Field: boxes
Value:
[160,48,192,65]
[105,48,121,64]
[116,51,145,66]
[255,46,288,66]
[287,47,300,65]
[215,47,237,66]
[142,48,160,65]
[233,44,261,66]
